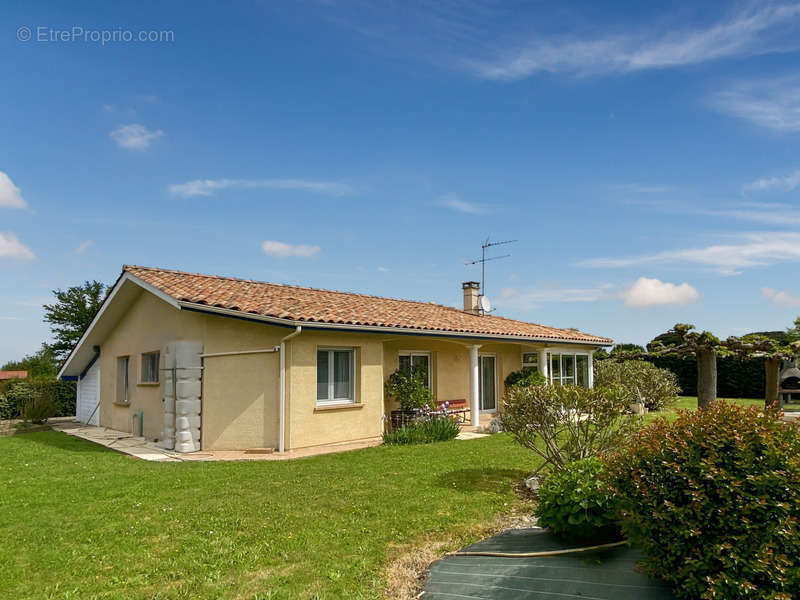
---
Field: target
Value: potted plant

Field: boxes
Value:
[385,366,434,429]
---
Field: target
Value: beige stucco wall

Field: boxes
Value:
[97,289,287,450]
[99,290,207,438]
[286,331,384,449]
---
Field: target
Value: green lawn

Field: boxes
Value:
[644,396,764,424]
[0,432,537,600]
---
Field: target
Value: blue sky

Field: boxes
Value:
[3,1,800,364]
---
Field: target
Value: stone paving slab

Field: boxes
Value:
[50,420,492,463]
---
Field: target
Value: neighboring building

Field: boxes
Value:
[58,266,612,453]
[0,371,28,380]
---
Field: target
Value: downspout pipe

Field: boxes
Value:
[279,326,302,453]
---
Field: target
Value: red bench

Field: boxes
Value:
[435,398,470,423]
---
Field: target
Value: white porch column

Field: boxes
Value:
[587,352,594,388]
[539,348,549,383]
[470,345,481,426]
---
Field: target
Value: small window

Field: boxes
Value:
[141,351,160,383]
[317,348,355,404]
[116,356,130,404]
[398,351,431,388]
[522,352,538,371]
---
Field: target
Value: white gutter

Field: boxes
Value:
[200,348,279,358]
[279,326,302,453]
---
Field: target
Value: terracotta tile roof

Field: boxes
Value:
[0,371,28,380]
[124,265,612,345]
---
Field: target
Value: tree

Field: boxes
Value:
[728,334,800,409]
[1,344,59,379]
[649,323,724,410]
[43,281,107,361]
[646,330,683,352]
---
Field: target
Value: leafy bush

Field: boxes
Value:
[504,368,546,389]
[384,367,434,411]
[21,391,58,424]
[382,416,460,445]
[535,457,620,542]
[605,403,800,600]
[1,379,76,419]
[594,359,680,411]
[502,384,638,475]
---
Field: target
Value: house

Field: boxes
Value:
[0,371,28,380]
[58,266,612,453]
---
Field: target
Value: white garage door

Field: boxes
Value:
[76,361,100,426]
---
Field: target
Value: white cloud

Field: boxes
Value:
[110,124,164,150]
[712,75,800,132]
[702,204,800,226]
[74,240,93,254]
[460,4,800,80]
[498,284,612,309]
[745,168,800,191]
[169,178,353,198]
[762,286,800,307]
[0,232,34,260]
[261,240,320,258]
[0,172,27,209]
[377,266,390,272]
[439,193,488,214]
[621,277,699,308]
[0,316,23,321]
[578,232,800,274]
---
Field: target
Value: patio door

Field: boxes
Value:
[480,355,497,412]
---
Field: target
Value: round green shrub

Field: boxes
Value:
[504,368,546,389]
[535,457,620,542]
[605,402,800,599]
[594,359,680,411]
[384,367,434,411]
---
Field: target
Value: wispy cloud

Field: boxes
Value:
[578,231,800,274]
[745,167,800,191]
[377,266,390,272]
[110,124,164,150]
[261,240,320,258]
[712,75,800,132]
[438,193,489,214]
[0,232,35,260]
[0,172,27,209]
[459,3,800,80]
[620,277,699,308]
[701,203,800,226]
[74,240,93,254]
[762,286,800,307]
[498,284,613,309]
[170,178,353,198]
[0,316,23,321]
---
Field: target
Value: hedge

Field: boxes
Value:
[0,379,76,420]
[642,355,765,399]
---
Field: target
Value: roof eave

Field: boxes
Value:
[179,301,612,346]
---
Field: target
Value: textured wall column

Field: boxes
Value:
[159,341,203,452]
[174,341,203,453]
[159,346,176,450]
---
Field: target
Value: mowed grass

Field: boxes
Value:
[0,432,537,600]
[644,396,764,424]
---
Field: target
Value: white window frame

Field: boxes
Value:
[140,351,160,384]
[398,351,432,388]
[545,350,593,388]
[116,356,130,404]
[521,351,539,371]
[316,347,356,405]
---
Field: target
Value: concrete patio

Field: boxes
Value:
[51,419,489,462]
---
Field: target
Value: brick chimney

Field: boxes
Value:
[462,281,480,315]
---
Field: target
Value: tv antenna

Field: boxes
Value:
[464,237,517,312]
